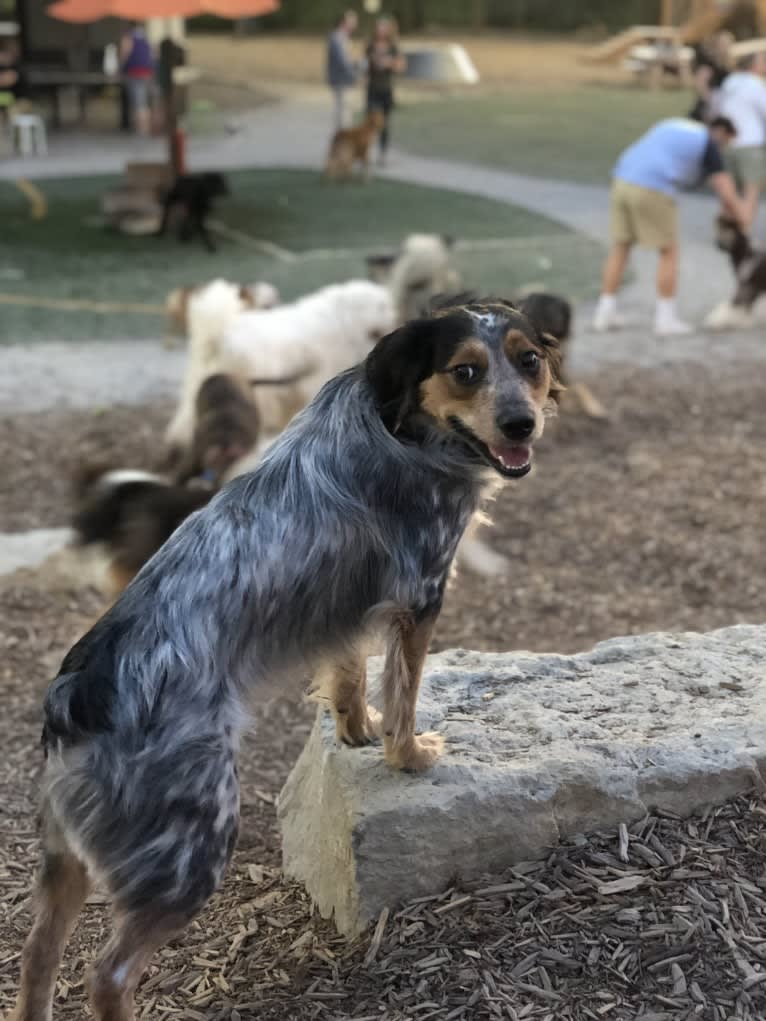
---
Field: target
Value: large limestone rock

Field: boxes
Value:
[278,626,766,935]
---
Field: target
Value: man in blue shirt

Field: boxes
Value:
[326,10,359,131]
[593,116,746,336]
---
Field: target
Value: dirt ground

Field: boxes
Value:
[188,32,641,91]
[2,361,766,1019]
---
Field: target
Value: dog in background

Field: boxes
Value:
[704,214,766,330]
[72,466,211,597]
[165,279,396,456]
[11,299,560,1021]
[383,234,462,323]
[156,171,229,253]
[164,280,280,349]
[74,372,261,595]
[172,373,262,487]
[323,108,386,181]
[518,291,606,419]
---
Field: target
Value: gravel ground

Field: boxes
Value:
[2,361,766,1019]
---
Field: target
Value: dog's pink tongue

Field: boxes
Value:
[490,444,531,469]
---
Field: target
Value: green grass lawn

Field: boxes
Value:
[0,168,604,342]
[396,85,690,185]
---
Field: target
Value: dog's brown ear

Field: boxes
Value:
[540,331,565,403]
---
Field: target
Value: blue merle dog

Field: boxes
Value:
[9,298,561,1021]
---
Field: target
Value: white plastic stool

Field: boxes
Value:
[12,113,48,157]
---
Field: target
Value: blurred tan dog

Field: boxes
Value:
[323,109,386,181]
[164,279,280,349]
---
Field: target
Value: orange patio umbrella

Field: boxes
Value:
[47,0,278,21]
[46,0,279,174]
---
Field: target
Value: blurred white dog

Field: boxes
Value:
[385,233,462,323]
[165,279,396,453]
[163,279,281,349]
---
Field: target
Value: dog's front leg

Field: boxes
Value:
[381,610,444,771]
[312,651,382,747]
[197,208,217,253]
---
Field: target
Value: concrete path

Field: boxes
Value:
[1,90,764,409]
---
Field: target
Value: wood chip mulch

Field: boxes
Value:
[2,363,766,1019]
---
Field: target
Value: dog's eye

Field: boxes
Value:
[520,351,540,373]
[451,364,482,385]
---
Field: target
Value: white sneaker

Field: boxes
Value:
[592,308,628,332]
[654,315,693,336]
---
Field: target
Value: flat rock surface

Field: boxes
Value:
[279,625,766,934]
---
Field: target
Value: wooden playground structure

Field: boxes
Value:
[583,0,766,65]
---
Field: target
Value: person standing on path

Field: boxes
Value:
[326,10,359,131]
[365,16,406,167]
[120,22,156,136]
[714,51,766,229]
[592,116,747,337]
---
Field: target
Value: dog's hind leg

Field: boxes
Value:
[9,811,91,1021]
[87,909,188,1021]
[86,743,240,1020]
[197,212,217,254]
[381,611,444,771]
[312,651,382,747]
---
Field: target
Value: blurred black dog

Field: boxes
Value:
[704,214,766,329]
[157,172,229,253]
[72,466,212,597]
[518,291,607,419]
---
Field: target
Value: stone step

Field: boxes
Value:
[279,626,766,935]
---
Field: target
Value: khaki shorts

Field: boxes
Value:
[726,145,766,189]
[610,179,678,249]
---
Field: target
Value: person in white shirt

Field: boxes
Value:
[715,51,766,228]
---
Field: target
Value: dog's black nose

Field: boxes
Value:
[498,414,535,441]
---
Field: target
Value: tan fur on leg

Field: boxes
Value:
[9,819,91,1021]
[569,381,608,420]
[381,612,443,771]
[310,651,382,746]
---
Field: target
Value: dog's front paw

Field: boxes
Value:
[704,301,752,331]
[385,731,444,771]
[337,705,383,747]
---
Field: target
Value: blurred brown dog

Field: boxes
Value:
[323,109,386,181]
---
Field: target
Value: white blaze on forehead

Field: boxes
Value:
[467,310,502,330]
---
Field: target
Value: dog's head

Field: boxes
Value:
[365,297,562,480]
[202,172,229,199]
[715,214,748,254]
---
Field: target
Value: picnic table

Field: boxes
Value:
[25,64,200,129]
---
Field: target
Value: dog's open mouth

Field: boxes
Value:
[448,416,532,479]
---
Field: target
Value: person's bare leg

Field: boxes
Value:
[654,243,691,335]
[601,241,631,294]
[135,106,151,137]
[593,242,631,331]
[742,183,760,231]
[656,243,678,299]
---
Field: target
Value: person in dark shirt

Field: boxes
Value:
[689,31,733,122]
[120,22,155,136]
[365,17,405,166]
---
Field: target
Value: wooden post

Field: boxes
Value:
[660,0,674,27]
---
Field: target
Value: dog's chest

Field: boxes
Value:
[404,487,476,609]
